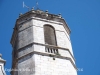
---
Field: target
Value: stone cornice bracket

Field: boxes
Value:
[16,9,71,35]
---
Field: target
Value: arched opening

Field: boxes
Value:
[44,25,58,54]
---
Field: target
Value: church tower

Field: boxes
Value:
[10,9,77,75]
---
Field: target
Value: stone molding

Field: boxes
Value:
[0,54,6,64]
[16,42,77,70]
[18,42,75,61]
[17,50,77,70]
[16,9,70,33]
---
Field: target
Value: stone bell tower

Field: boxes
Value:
[10,9,77,75]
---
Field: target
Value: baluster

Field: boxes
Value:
[53,49,55,54]
[45,47,47,52]
[56,49,58,54]
[50,48,52,53]
[48,48,50,53]
[52,48,54,53]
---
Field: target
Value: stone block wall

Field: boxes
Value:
[34,54,77,75]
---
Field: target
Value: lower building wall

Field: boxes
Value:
[0,63,6,75]
[18,54,35,75]
[16,53,77,75]
[34,54,77,75]
[0,65,4,75]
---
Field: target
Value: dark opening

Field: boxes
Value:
[44,25,58,54]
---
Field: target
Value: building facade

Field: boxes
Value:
[10,9,77,75]
[0,54,6,75]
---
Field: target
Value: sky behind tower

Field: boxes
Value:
[0,0,100,75]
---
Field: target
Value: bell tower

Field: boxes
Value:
[10,9,77,75]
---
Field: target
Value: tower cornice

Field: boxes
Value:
[10,10,71,46]
[18,10,71,34]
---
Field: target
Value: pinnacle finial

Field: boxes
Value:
[58,13,62,18]
[19,13,23,17]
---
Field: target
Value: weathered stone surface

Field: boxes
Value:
[32,19,74,56]
[18,45,34,58]
[11,10,77,75]
[17,25,33,49]
[34,54,77,75]
[18,54,35,75]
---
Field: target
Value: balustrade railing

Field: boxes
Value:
[45,47,58,54]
